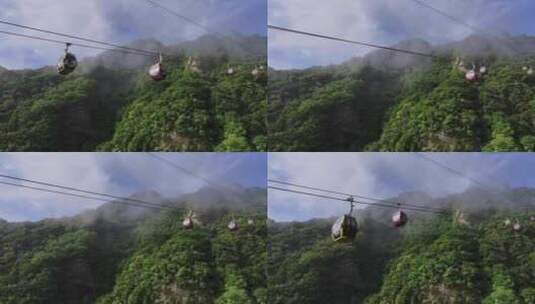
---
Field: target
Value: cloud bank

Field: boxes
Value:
[0,0,266,69]
[268,0,535,69]
[268,153,535,222]
[0,153,266,222]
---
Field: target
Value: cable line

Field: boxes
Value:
[147,153,218,188]
[142,0,217,37]
[142,0,264,59]
[268,185,447,214]
[268,25,438,59]
[0,19,159,56]
[0,29,153,57]
[0,181,167,211]
[408,0,526,56]
[268,179,445,211]
[413,153,494,191]
[0,174,176,211]
[408,0,484,34]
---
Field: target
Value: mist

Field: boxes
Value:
[268,153,535,222]
[0,0,266,69]
[0,153,267,222]
[268,0,535,69]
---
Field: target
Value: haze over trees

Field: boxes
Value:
[268,187,535,303]
[0,35,267,152]
[0,186,267,304]
[268,35,535,152]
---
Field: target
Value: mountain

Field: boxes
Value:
[0,186,267,304]
[268,188,535,304]
[269,34,535,152]
[0,34,267,152]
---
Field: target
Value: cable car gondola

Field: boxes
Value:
[57,43,78,75]
[331,197,358,242]
[251,68,260,77]
[149,53,166,81]
[465,63,477,81]
[228,219,239,231]
[183,210,194,229]
[392,209,408,228]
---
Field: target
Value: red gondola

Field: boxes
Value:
[392,210,408,228]
[228,219,239,231]
[183,211,194,229]
[149,53,166,81]
[465,64,477,81]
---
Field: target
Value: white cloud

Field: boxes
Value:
[0,0,262,69]
[0,153,262,221]
[268,0,525,69]
[268,153,519,221]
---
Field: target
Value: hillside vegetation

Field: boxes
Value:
[0,187,267,304]
[268,189,535,303]
[0,35,266,152]
[268,35,535,151]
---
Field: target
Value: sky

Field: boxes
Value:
[268,0,535,69]
[268,153,535,222]
[0,0,267,69]
[0,153,267,222]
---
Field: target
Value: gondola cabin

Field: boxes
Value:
[183,216,194,229]
[228,220,239,231]
[331,215,358,242]
[149,62,166,81]
[57,43,78,75]
[392,210,408,228]
[465,70,477,81]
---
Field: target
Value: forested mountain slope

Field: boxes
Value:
[268,35,535,152]
[0,35,266,152]
[268,188,535,304]
[0,187,267,304]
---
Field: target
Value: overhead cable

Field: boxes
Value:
[0,19,160,56]
[0,174,176,210]
[268,179,445,211]
[268,185,448,214]
[268,24,437,58]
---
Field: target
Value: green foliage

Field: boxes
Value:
[0,57,266,152]
[270,209,535,304]
[367,213,535,304]
[270,56,535,151]
[269,66,399,151]
[0,202,267,304]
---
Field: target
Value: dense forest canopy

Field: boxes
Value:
[268,187,535,303]
[0,186,267,304]
[268,35,535,152]
[0,35,267,152]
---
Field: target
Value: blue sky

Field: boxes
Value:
[269,0,535,69]
[269,153,535,222]
[0,153,266,222]
[0,0,266,69]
